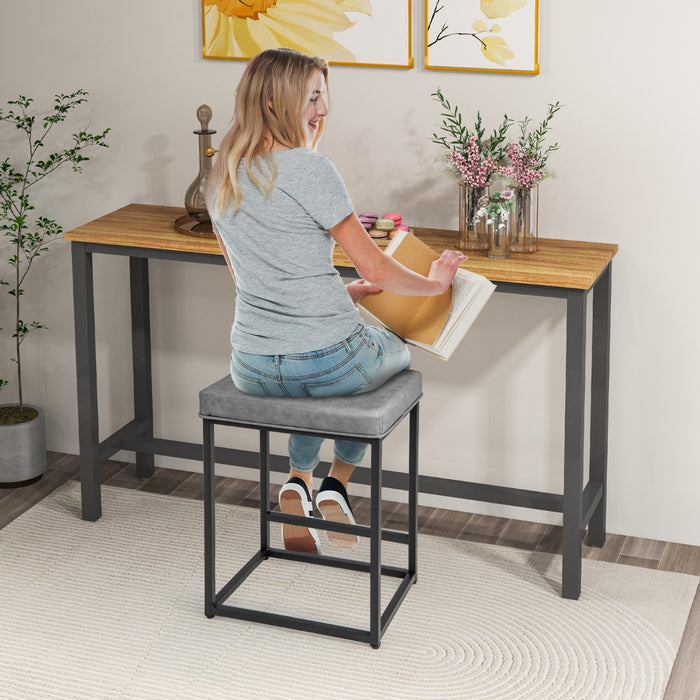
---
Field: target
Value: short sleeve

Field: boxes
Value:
[283,152,355,231]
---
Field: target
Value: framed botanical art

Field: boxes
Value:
[202,1,413,69]
[425,0,539,74]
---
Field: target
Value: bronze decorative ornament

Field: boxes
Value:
[175,104,218,238]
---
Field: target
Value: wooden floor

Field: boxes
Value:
[2,452,698,699]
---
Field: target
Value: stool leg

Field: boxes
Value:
[260,429,270,554]
[370,438,382,649]
[409,404,419,579]
[203,419,216,618]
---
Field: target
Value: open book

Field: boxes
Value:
[358,229,496,360]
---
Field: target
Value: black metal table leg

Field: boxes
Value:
[587,265,611,548]
[562,289,587,599]
[260,430,270,553]
[370,439,382,648]
[203,419,216,617]
[408,404,419,578]
[130,257,155,479]
[71,242,101,521]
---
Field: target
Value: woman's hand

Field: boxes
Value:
[346,279,382,303]
[428,250,467,295]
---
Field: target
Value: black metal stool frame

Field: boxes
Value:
[202,401,419,649]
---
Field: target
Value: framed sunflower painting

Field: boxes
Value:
[202,1,413,69]
[425,0,538,74]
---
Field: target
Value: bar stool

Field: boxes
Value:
[199,369,422,648]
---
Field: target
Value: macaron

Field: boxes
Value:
[358,212,378,230]
[368,227,388,239]
[374,218,395,231]
[382,212,403,227]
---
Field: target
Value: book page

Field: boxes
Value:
[448,270,481,313]
[359,230,452,345]
[432,270,496,357]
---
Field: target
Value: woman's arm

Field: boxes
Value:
[330,213,465,297]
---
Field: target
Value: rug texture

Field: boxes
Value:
[0,482,696,700]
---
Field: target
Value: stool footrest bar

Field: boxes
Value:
[267,510,410,544]
[211,604,371,644]
[268,510,370,537]
[268,547,410,578]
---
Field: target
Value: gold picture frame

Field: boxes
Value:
[425,0,539,75]
[202,1,413,69]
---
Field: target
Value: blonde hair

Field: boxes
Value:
[207,48,329,219]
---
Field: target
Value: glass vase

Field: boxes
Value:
[487,213,510,259]
[510,184,539,253]
[184,105,216,224]
[458,183,490,251]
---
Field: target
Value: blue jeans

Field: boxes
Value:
[230,325,411,472]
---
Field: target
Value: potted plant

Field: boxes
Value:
[0,90,109,484]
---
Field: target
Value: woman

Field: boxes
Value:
[206,48,464,555]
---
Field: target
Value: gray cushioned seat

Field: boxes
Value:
[199,369,422,439]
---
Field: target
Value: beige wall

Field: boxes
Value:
[1,2,699,545]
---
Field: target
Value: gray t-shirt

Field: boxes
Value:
[212,148,361,354]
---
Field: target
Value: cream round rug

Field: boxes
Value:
[0,482,696,699]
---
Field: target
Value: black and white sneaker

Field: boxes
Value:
[279,477,321,554]
[316,476,358,549]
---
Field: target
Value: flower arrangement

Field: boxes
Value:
[431,91,561,253]
[431,87,511,187]
[499,101,562,189]
[431,91,562,190]
[473,189,515,229]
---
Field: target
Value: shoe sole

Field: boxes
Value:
[279,489,319,553]
[317,498,358,549]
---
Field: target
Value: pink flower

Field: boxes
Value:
[446,135,497,188]
[499,142,545,188]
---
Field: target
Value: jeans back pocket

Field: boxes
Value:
[301,362,373,398]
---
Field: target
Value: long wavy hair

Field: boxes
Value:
[207,48,329,219]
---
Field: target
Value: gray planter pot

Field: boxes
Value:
[0,404,46,485]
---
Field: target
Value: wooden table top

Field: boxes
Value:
[65,203,618,290]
